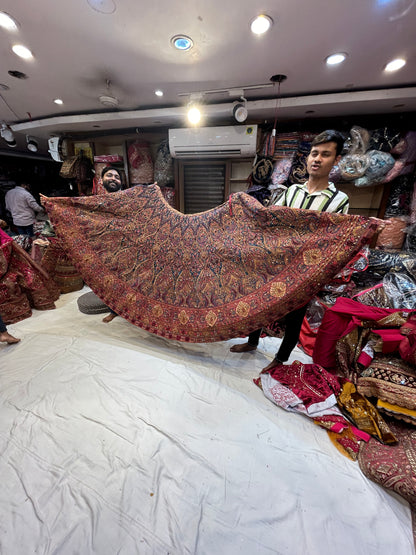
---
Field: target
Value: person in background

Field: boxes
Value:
[5,182,45,237]
[230,130,349,372]
[99,166,122,323]
[0,313,20,344]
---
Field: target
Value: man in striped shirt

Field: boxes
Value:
[230,129,349,372]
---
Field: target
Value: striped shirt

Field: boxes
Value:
[275,182,349,214]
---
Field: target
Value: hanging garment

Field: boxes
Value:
[43,185,382,343]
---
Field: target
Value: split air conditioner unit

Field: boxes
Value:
[168,125,257,159]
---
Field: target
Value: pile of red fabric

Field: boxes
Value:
[0,229,59,324]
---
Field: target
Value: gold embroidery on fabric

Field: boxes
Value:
[303,249,322,265]
[103,276,114,287]
[178,310,189,325]
[270,282,286,298]
[152,304,163,317]
[236,301,250,318]
[206,311,218,327]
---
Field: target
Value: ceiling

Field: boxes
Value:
[0,0,415,156]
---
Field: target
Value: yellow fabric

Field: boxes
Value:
[377,399,416,418]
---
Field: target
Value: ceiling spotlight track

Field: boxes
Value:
[178,83,274,98]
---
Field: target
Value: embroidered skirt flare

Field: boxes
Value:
[44,185,381,342]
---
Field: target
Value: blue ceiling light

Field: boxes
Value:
[171,35,193,51]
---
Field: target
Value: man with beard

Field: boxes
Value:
[230,130,349,372]
[101,166,123,193]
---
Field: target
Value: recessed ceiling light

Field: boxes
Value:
[171,35,193,51]
[0,11,19,31]
[12,44,34,60]
[325,53,347,65]
[54,98,64,105]
[250,15,273,35]
[384,58,406,72]
[155,89,164,97]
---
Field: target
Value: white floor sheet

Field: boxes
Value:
[1,288,414,555]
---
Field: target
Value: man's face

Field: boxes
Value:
[102,169,122,192]
[307,141,340,179]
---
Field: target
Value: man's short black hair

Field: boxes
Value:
[101,166,121,179]
[311,130,345,156]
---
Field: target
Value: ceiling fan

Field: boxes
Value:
[98,79,119,108]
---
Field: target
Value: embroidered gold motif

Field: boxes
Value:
[270,282,286,298]
[206,311,218,327]
[303,249,322,265]
[178,310,189,325]
[152,304,163,317]
[236,301,250,318]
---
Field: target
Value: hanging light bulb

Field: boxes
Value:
[187,93,203,125]
[187,106,201,125]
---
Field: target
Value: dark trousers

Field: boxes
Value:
[16,224,34,237]
[0,314,7,333]
[247,304,308,362]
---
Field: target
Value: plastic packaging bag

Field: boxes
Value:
[383,272,416,309]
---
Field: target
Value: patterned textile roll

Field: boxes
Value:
[271,158,293,185]
[358,356,416,411]
[128,141,154,184]
[353,283,393,309]
[338,154,370,181]
[31,238,50,265]
[391,137,408,155]
[355,150,395,187]
[344,126,370,154]
[41,237,84,294]
[286,140,312,185]
[363,248,416,280]
[375,216,408,250]
[368,127,401,152]
[384,131,416,183]
[271,132,300,162]
[328,164,342,183]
